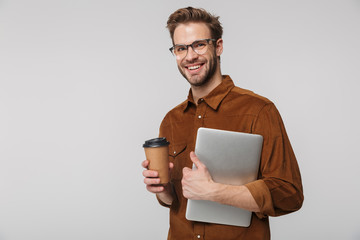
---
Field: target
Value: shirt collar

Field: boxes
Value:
[182,75,235,111]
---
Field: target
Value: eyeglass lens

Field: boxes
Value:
[173,39,211,58]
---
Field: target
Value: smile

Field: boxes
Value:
[186,63,204,71]
[188,65,201,70]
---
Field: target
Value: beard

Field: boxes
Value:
[178,50,218,87]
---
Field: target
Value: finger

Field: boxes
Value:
[169,162,174,175]
[182,167,192,177]
[169,162,174,170]
[189,151,205,169]
[141,160,149,168]
[144,177,161,185]
[146,184,165,193]
[142,169,159,178]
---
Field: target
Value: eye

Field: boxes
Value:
[175,45,187,52]
[193,41,206,49]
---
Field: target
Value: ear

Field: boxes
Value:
[215,38,223,57]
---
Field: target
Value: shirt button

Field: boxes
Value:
[197,235,201,239]
[173,151,176,154]
[198,115,202,119]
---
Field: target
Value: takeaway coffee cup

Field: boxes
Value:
[143,137,170,184]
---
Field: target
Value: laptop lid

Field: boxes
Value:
[185,127,263,227]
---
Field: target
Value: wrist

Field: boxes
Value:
[207,182,224,202]
[156,182,175,205]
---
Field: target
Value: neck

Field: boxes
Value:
[191,70,222,104]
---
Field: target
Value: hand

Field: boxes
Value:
[142,160,174,194]
[182,152,215,200]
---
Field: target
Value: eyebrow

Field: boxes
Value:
[174,39,210,46]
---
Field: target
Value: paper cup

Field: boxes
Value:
[143,138,170,184]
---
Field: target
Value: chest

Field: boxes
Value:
[166,104,258,180]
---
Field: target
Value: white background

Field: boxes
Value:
[1,0,360,239]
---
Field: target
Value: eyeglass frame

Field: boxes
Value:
[169,38,217,58]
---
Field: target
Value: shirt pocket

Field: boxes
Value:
[168,143,187,180]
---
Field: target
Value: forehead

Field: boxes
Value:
[173,22,211,45]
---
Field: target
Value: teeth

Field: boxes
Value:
[188,65,201,70]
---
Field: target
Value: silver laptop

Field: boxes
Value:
[185,127,263,227]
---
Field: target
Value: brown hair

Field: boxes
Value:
[166,7,223,42]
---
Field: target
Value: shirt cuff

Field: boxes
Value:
[245,179,274,218]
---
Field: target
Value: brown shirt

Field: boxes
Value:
[158,75,303,240]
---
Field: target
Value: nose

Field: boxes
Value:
[184,46,199,61]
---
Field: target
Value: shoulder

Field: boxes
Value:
[231,86,272,105]
[223,85,274,115]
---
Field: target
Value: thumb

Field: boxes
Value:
[190,151,205,170]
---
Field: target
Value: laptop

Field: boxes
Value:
[185,127,263,227]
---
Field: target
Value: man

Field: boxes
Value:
[142,7,303,240]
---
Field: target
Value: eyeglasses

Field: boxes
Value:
[169,38,216,59]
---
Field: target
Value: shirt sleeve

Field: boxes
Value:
[245,103,304,218]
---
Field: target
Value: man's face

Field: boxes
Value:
[173,22,222,87]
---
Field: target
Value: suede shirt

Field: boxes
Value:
[158,75,304,240]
